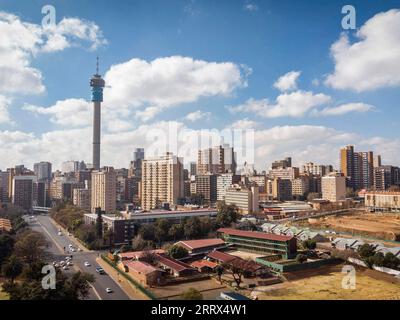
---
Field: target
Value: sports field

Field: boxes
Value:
[255,266,400,300]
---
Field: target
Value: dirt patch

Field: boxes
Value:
[304,212,400,241]
[255,264,400,300]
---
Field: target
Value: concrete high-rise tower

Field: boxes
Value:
[90,57,105,170]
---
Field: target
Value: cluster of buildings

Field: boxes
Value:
[1,144,399,220]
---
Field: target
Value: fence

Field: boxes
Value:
[101,254,157,300]
[348,257,400,276]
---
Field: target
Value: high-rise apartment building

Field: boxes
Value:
[373,165,400,190]
[340,146,374,190]
[321,174,346,202]
[197,144,236,175]
[129,148,144,178]
[73,188,91,211]
[190,162,197,176]
[91,166,117,213]
[12,175,36,210]
[0,171,10,203]
[268,167,299,180]
[33,162,52,182]
[195,174,218,203]
[292,176,310,197]
[62,161,86,173]
[270,178,292,201]
[217,173,241,201]
[301,162,333,176]
[225,186,259,215]
[141,153,184,211]
[271,157,292,169]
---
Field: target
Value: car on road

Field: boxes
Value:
[84,262,91,267]
[63,266,69,271]
[105,288,113,293]
[95,267,105,274]
[58,232,62,236]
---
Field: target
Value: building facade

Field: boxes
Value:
[91,166,117,213]
[321,174,346,202]
[141,153,184,211]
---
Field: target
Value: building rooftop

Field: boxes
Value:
[118,249,165,260]
[123,260,161,275]
[155,253,194,273]
[206,250,238,263]
[218,228,294,242]
[176,238,225,251]
[190,260,218,269]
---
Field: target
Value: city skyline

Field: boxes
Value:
[0,0,399,171]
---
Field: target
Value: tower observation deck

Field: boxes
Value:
[90,57,105,170]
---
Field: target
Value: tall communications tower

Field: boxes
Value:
[90,57,105,170]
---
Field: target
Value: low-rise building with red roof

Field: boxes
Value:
[175,238,226,254]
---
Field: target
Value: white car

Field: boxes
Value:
[58,232,62,236]
[67,261,73,266]
[60,261,65,266]
[63,266,69,271]
[84,262,91,267]
[105,288,113,293]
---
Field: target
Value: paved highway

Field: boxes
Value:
[25,214,130,300]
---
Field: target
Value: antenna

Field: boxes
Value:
[96,55,99,75]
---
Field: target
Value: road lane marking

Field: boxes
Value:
[36,218,103,300]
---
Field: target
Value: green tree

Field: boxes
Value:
[168,224,184,241]
[382,252,400,270]
[13,230,48,264]
[302,239,317,250]
[180,288,203,300]
[154,219,172,243]
[215,265,224,284]
[216,202,238,227]
[167,245,188,259]
[138,224,155,241]
[131,235,155,251]
[184,217,202,239]
[2,255,23,283]
[95,208,103,239]
[358,244,376,269]
[0,234,15,267]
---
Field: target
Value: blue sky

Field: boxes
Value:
[0,0,399,170]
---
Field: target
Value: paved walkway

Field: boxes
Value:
[96,258,149,300]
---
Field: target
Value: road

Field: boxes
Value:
[25,214,130,300]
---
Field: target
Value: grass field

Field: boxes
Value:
[256,266,400,300]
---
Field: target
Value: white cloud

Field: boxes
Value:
[244,4,259,12]
[23,99,92,127]
[273,71,301,92]
[104,56,246,121]
[185,110,211,122]
[0,95,13,124]
[229,90,331,118]
[40,17,107,52]
[0,122,399,171]
[226,118,259,130]
[325,9,400,92]
[314,103,375,116]
[0,11,106,96]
